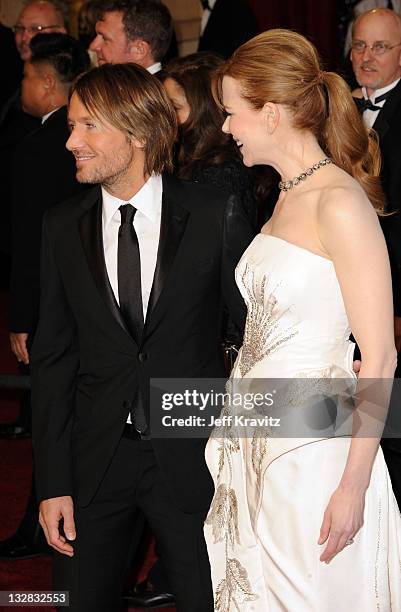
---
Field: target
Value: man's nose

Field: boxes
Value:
[21,27,33,43]
[66,128,82,151]
[361,44,374,61]
[89,34,101,52]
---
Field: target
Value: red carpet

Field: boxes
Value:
[0,291,175,611]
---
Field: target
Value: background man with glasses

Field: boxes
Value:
[351,7,401,128]
[351,7,401,512]
[13,0,68,62]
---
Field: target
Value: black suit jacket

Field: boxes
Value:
[0,90,40,255]
[32,175,253,512]
[354,84,401,456]
[198,0,258,59]
[9,106,86,333]
[372,78,401,213]
[0,23,23,108]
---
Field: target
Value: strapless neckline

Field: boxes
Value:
[258,233,334,265]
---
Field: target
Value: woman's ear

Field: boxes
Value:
[263,101,279,134]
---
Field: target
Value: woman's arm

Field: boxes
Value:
[316,183,397,563]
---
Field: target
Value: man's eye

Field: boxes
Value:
[86,123,96,129]
[373,42,386,51]
[68,123,75,132]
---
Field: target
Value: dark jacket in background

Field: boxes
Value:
[9,105,86,333]
[198,0,258,59]
[0,91,40,260]
[0,23,23,108]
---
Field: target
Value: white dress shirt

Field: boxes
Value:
[201,0,217,34]
[361,78,400,128]
[41,107,61,124]
[102,173,163,320]
[147,62,162,74]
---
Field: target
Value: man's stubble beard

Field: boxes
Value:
[76,145,135,188]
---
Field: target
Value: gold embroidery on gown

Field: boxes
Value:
[238,264,298,377]
[215,559,258,612]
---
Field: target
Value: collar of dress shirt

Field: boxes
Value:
[147,62,161,74]
[362,77,401,102]
[204,0,217,11]
[41,106,62,123]
[102,173,163,230]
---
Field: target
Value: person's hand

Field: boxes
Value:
[9,332,29,364]
[394,316,401,353]
[318,485,365,563]
[39,496,76,557]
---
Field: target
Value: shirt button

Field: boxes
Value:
[123,400,131,409]
[138,352,148,363]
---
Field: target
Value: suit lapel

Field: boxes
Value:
[78,188,131,338]
[145,175,189,328]
[373,79,401,139]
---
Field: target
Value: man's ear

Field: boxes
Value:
[127,38,150,63]
[130,135,146,149]
[43,72,56,93]
[262,101,279,134]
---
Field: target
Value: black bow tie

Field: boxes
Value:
[201,0,212,10]
[354,90,392,114]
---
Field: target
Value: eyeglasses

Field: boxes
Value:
[351,40,401,55]
[12,24,61,35]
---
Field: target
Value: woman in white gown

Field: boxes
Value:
[204,30,401,611]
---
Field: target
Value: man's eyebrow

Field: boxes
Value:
[68,115,98,122]
[353,38,391,42]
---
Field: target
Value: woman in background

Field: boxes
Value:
[161,51,258,228]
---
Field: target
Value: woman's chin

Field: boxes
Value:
[242,155,254,167]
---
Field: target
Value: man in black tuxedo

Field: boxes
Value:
[198,0,258,59]
[10,32,90,369]
[351,7,401,507]
[0,1,68,288]
[90,0,173,71]
[88,3,179,605]
[0,33,90,563]
[32,63,252,611]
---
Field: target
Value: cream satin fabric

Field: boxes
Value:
[204,234,401,611]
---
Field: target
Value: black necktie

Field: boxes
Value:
[354,90,392,114]
[118,203,144,341]
[118,204,148,434]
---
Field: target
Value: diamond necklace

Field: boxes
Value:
[278,158,332,192]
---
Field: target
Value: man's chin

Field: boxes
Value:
[75,170,98,184]
[356,74,380,90]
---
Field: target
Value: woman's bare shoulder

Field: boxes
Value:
[316,169,376,227]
